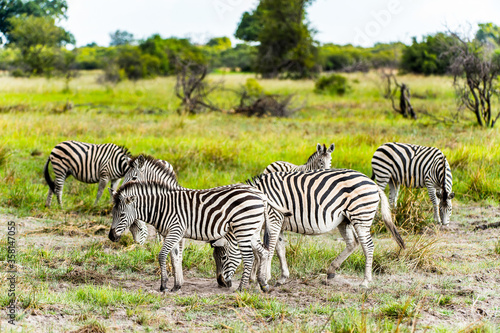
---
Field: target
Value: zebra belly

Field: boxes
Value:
[283,215,344,235]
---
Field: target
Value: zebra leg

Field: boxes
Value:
[45,188,54,207]
[275,231,289,286]
[54,174,68,207]
[352,223,374,288]
[236,238,255,291]
[250,252,260,284]
[158,232,183,292]
[426,185,440,223]
[326,219,359,284]
[94,177,109,205]
[251,231,271,292]
[109,179,120,202]
[169,241,184,292]
[388,179,400,208]
[263,209,285,282]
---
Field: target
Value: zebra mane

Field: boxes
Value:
[117,145,132,158]
[441,153,448,200]
[115,180,172,203]
[130,154,178,182]
[245,173,265,187]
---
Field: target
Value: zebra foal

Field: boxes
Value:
[371,142,454,225]
[108,177,289,292]
[213,169,406,288]
[44,140,131,207]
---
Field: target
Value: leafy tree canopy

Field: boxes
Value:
[206,37,231,50]
[475,23,500,46]
[109,30,134,46]
[0,0,68,44]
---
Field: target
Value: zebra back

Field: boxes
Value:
[371,142,452,191]
[49,140,131,183]
[262,143,335,174]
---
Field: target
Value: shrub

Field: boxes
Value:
[314,74,350,96]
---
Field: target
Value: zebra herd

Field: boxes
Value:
[43,140,454,292]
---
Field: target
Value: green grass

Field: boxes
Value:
[1,71,500,332]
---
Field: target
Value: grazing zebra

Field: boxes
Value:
[371,142,454,225]
[44,140,131,207]
[263,143,335,174]
[121,155,175,245]
[108,173,290,292]
[212,169,406,288]
[120,154,291,288]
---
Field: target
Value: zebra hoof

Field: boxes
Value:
[327,273,336,280]
[260,284,270,293]
[171,285,181,292]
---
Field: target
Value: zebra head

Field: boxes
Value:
[108,188,138,242]
[211,235,241,288]
[122,155,147,185]
[309,143,335,170]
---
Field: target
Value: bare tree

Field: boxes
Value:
[174,60,221,115]
[448,32,500,127]
[381,71,417,119]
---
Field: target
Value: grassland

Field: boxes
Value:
[0,71,499,332]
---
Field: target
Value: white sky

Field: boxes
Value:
[61,0,500,47]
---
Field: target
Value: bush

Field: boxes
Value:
[314,74,350,96]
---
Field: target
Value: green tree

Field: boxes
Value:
[401,33,455,75]
[0,0,68,44]
[236,0,318,79]
[206,37,231,50]
[109,30,134,46]
[475,23,500,46]
[7,15,73,75]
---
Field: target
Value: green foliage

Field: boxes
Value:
[0,0,68,44]
[206,37,231,50]
[109,30,134,47]
[476,23,500,46]
[216,43,256,72]
[239,0,319,79]
[320,42,404,72]
[314,73,350,96]
[401,33,455,75]
[7,14,74,75]
[243,78,264,97]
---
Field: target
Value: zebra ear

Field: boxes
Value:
[211,238,227,247]
[449,192,455,200]
[316,143,324,153]
[124,196,137,205]
[108,187,117,197]
[327,143,335,153]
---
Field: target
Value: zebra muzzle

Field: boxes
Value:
[217,275,231,288]
[108,229,121,242]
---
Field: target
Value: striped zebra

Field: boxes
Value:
[120,154,291,288]
[108,177,290,292]
[263,143,335,174]
[44,140,131,207]
[371,142,454,225]
[212,169,406,288]
[121,155,175,245]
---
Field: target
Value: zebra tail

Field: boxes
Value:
[378,187,405,249]
[266,199,292,218]
[263,223,270,249]
[44,157,55,192]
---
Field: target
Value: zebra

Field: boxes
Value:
[262,143,335,174]
[121,155,176,245]
[44,140,131,207]
[120,154,291,288]
[212,169,406,288]
[108,180,290,292]
[371,142,455,225]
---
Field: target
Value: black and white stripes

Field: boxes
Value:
[263,143,335,174]
[213,169,405,288]
[44,140,131,207]
[108,180,275,292]
[371,142,455,225]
